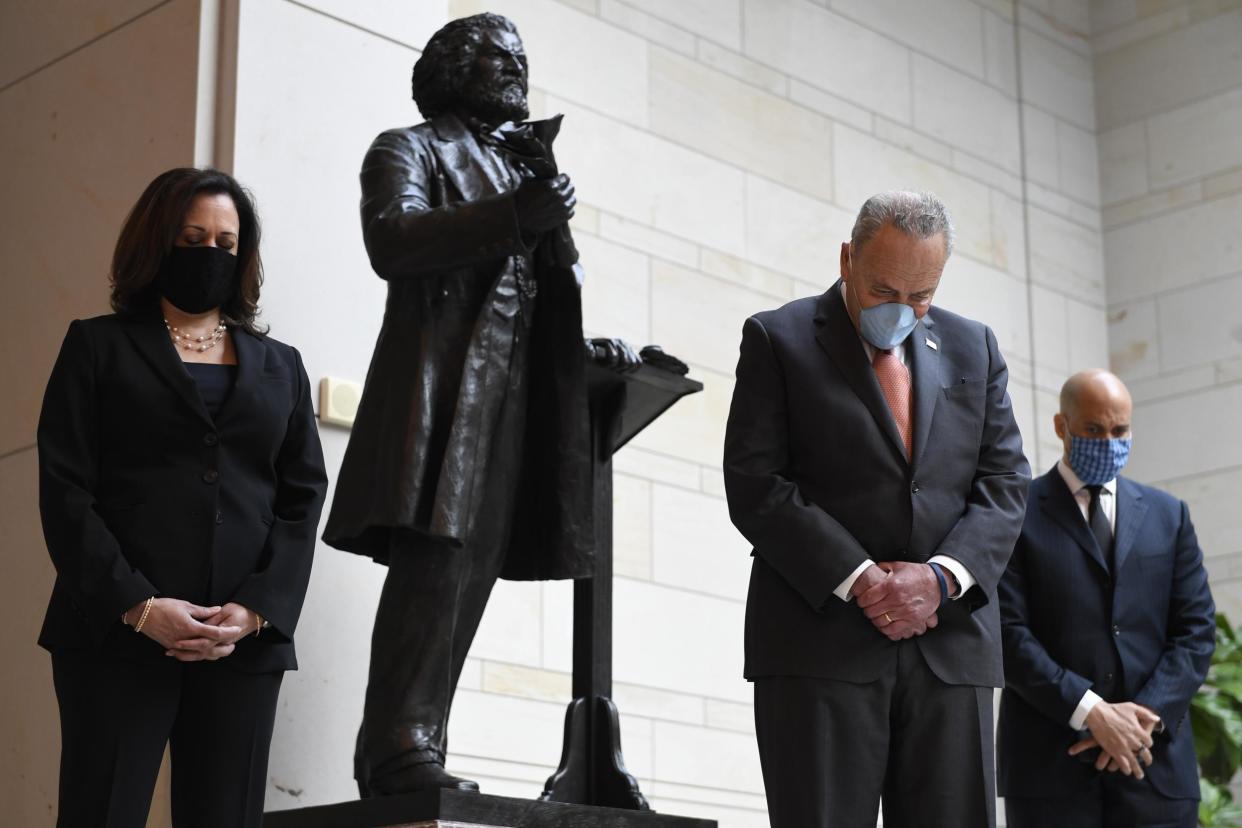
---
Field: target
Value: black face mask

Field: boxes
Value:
[156,246,239,314]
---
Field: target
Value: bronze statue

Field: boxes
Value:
[322,13,637,797]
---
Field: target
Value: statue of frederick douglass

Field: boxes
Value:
[323,13,636,796]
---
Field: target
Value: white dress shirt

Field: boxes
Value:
[831,284,977,603]
[1056,459,1117,730]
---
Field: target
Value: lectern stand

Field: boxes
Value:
[541,360,703,809]
[264,360,711,828]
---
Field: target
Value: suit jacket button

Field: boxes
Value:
[911,481,920,493]
[215,510,223,525]
[1105,672,1113,682]
[1112,625,1120,636]
[202,469,219,484]
[203,432,219,447]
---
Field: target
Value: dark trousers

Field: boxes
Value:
[1005,777,1197,828]
[754,641,995,828]
[51,649,282,828]
[357,301,532,787]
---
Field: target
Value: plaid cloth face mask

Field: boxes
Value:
[1068,434,1132,485]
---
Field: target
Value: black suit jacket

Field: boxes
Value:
[724,283,1029,687]
[37,314,328,672]
[997,468,1215,799]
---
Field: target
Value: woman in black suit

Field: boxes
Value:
[37,167,327,826]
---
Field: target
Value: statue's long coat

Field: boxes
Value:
[322,114,593,581]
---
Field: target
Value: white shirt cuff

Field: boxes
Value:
[1070,690,1104,731]
[928,555,975,599]
[834,560,875,602]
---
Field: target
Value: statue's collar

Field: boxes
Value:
[429,113,475,143]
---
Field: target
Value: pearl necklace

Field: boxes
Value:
[165,318,227,352]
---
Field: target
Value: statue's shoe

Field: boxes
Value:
[367,761,480,795]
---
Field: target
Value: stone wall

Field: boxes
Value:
[0,2,211,824]
[1094,0,1242,619]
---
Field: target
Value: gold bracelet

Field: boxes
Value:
[133,597,154,633]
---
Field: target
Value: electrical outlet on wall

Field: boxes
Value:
[319,376,362,428]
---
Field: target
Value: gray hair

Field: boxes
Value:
[850,191,955,258]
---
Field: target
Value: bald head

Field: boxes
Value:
[1055,370,1133,461]
[1059,370,1131,420]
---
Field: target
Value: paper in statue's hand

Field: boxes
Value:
[487,115,563,178]
[487,115,577,267]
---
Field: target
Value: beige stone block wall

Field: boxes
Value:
[0,1,213,824]
[1092,1,1242,618]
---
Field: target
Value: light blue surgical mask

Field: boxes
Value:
[1067,434,1131,486]
[851,281,919,350]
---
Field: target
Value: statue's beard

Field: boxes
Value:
[464,79,529,126]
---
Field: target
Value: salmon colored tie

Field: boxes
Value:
[873,349,912,459]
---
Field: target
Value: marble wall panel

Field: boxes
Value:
[653,720,764,794]
[742,0,913,124]
[291,0,449,49]
[613,578,750,703]
[1107,298,1161,379]
[1022,103,1061,190]
[1097,122,1149,206]
[1017,25,1096,130]
[1026,205,1106,301]
[615,473,654,580]
[1126,383,1242,482]
[648,48,834,200]
[1156,273,1242,373]
[1094,9,1242,130]
[829,0,986,79]
[1162,466,1242,558]
[0,0,163,88]
[983,8,1020,94]
[1065,296,1110,374]
[1146,87,1242,191]
[652,260,787,376]
[1103,190,1242,305]
[912,55,1021,172]
[651,484,750,601]
[623,0,742,49]
[599,0,697,56]
[1057,118,1102,207]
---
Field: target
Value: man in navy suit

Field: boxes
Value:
[725,191,1029,827]
[998,369,1215,827]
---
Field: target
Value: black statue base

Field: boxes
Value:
[264,789,717,828]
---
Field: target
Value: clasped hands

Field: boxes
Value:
[1068,702,1161,779]
[852,561,948,641]
[124,598,261,662]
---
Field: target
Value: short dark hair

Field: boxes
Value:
[109,167,265,335]
[411,13,519,119]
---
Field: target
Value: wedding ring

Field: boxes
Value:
[884,612,893,624]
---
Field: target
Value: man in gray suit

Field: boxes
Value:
[724,191,1030,827]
